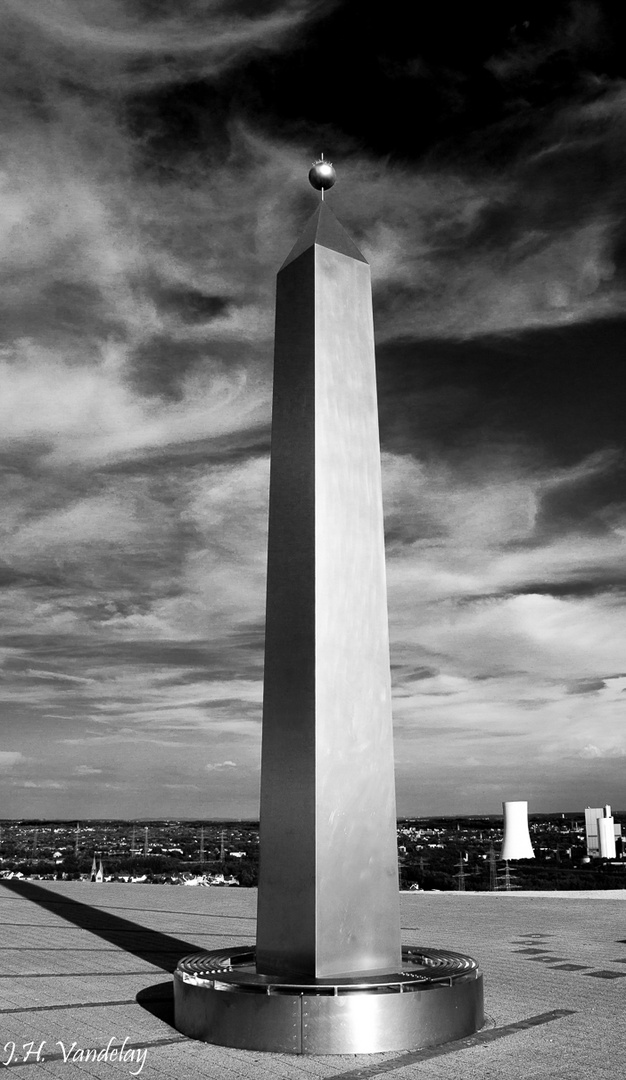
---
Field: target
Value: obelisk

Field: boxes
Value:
[256,164,401,979]
[173,164,483,1053]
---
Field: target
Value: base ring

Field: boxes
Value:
[173,945,484,1054]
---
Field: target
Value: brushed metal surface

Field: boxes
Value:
[173,956,484,1055]
[301,974,484,1054]
[257,249,317,978]
[173,971,301,1053]
[257,204,401,979]
[280,202,367,271]
[314,245,400,977]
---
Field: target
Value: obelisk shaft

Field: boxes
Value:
[256,204,401,980]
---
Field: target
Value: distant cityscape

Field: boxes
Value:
[1,811,625,891]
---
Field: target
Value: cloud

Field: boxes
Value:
[20,780,64,789]
[206,760,236,771]
[0,751,24,769]
[362,175,622,340]
[319,77,626,339]
[26,670,95,684]
[381,438,626,792]
[2,0,334,89]
[484,3,604,87]
[579,743,626,760]
[566,678,606,695]
[0,342,270,467]
[383,448,626,598]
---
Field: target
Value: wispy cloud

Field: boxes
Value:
[27,670,96,684]
[2,0,334,88]
[20,780,64,790]
[0,343,270,467]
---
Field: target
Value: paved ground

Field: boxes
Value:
[1,881,625,1079]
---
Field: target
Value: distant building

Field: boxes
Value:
[91,854,104,882]
[585,805,620,859]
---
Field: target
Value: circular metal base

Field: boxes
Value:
[173,946,484,1054]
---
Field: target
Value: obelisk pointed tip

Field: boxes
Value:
[280,200,367,273]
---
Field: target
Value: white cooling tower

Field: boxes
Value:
[500,801,535,860]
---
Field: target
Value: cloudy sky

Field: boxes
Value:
[1,0,625,819]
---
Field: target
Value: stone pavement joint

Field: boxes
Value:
[582,969,626,979]
[0,972,162,980]
[1,999,139,1015]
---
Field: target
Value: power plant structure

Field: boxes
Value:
[585,805,620,859]
[500,801,535,861]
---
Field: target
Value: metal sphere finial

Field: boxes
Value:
[308,154,336,199]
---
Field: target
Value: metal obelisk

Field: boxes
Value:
[172,164,484,1053]
[256,197,401,979]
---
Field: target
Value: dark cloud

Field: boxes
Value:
[378,318,626,467]
[390,665,438,681]
[0,635,262,672]
[501,580,626,599]
[566,677,606,694]
[130,336,226,400]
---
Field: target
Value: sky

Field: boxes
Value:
[1,0,625,819]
